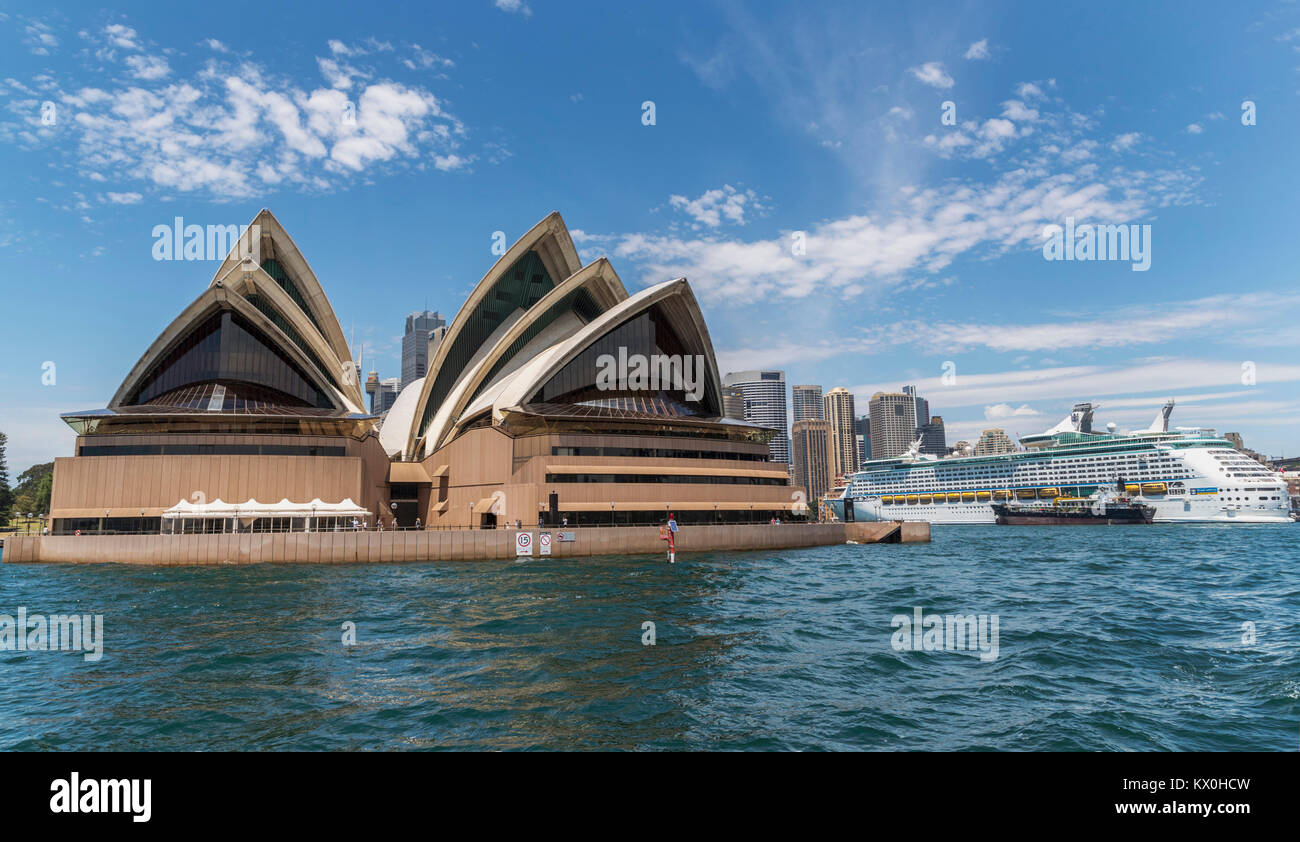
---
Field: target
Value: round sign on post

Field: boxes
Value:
[515,531,533,556]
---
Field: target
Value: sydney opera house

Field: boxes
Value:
[49,210,798,535]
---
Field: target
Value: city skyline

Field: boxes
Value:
[3,0,1300,475]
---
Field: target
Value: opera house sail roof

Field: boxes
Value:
[393,211,763,460]
[62,209,375,438]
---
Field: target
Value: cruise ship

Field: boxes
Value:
[828,401,1291,524]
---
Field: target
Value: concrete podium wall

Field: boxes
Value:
[1,521,927,565]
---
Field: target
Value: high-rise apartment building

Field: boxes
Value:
[868,391,917,460]
[792,419,834,514]
[974,427,1017,455]
[401,310,446,389]
[792,384,824,422]
[722,370,790,463]
[822,387,858,478]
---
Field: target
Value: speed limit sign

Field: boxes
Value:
[515,531,533,556]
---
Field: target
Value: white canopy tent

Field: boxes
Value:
[161,498,371,532]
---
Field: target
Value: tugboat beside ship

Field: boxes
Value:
[992,479,1156,525]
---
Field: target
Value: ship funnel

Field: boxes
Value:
[1071,402,1095,433]
[1137,399,1175,434]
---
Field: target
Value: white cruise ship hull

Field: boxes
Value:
[828,420,1292,525]
[828,497,1291,524]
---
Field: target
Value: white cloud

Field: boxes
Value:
[4,38,469,197]
[125,54,170,81]
[494,0,532,15]
[1186,123,1204,134]
[205,38,228,53]
[984,403,1039,420]
[851,359,1300,417]
[103,24,142,51]
[964,39,990,60]
[910,61,954,89]
[582,156,1198,303]
[104,191,142,203]
[434,153,470,171]
[904,293,1300,353]
[1015,81,1047,100]
[402,45,454,71]
[667,185,764,228]
[1001,99,1039,122]
[1111,131,1142,151]
[24,22,59,55]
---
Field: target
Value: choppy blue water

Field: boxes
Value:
[1,524,1296,751]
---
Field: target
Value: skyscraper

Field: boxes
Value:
[822,387,858,478]
[792,384,824,422]
[401,310,446,389]
[792,419,834,514]
[868,391,917,460]
[854,414,871,465]
[721,385,746,420]
[374,377,401,413]
[902,384,930,427]
[918,414,947,456]
[722,370,790,463]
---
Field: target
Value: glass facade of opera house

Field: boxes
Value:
[48,210,801,536]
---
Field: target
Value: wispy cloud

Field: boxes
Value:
[910,61,954,89]
[494,0,532,16]
[964,39,990,60]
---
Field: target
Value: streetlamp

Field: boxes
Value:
[390,500,397,530]
[469,500,475,530]
[713,502,717,525]
[610,501,615,527]
[104,509,110,536]
[311,503,317,533]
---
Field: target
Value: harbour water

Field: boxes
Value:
[1,524,1295,751]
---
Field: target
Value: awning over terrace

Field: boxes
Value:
[161,497,370,520]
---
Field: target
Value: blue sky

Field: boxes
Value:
[2,0,1299,474]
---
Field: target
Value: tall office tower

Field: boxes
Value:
[721,385,746,420]
[426,323,449,369]
[822,387,858,478]
[855,415,871,462]
[375,377,401,414]
[974,427,1017,455]
[868,391,917,460]
[855,434,866,468]
[723,370,790,463]
[792,419,835,513]
[902,384,930,427]
[918,414,947,456]
[792,384,824,422]
[401,310,446,389]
